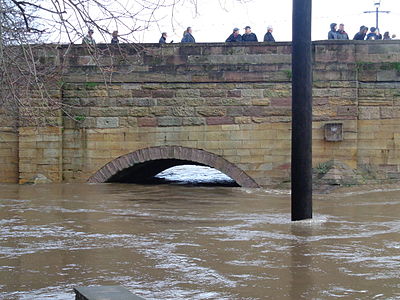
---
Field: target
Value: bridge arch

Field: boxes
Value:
[88,146,259,188]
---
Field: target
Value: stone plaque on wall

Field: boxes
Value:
[324,123,343,142]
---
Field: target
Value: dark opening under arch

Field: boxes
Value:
[88,146,259,188]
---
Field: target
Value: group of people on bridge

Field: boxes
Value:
[82,23,397,45]
[328,23,396,40]
[158,26,275,44]
[82,25,275,45]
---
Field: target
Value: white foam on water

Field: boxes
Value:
[155,165,234,184]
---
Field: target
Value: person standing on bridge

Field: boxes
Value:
[242,26,258,42]
[263,25,275,42]
[328,23,338,39]
[383,32,392,40]
[336,24,349,40]
[366,27,381,40]
[111,31,119,44]
[226,28,242,42]
[82,29,95,45]
[159,32,168,44]
[181,27,196,43]
[353,26,368,40]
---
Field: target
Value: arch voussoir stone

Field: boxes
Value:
[88,146,259,188]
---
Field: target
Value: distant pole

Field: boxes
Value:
[291,0,312,221]
[364,1,390,30]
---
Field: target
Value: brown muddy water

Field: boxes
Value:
[0,183,400,299]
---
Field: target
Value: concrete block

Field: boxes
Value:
[74,285,145,300]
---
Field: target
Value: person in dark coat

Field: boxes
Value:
[366,27,381,40]
[226,28,242,42]
[263,25,275,42]
[328,23,338,39]
[181,27,195,43]
[242,26,258,42]
[159,32,167,44]
[353,26,368,40]
[336,24,349,40]
[111,31,119,44]
[383,32,391,40]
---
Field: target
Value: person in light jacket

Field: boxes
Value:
[82,29,95,44]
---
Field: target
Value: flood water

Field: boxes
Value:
[1,182,400,299]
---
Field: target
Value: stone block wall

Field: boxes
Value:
[0,44,62,183]
[0,102,18,183]
[59,43,295,186]
[3,41,400,186]
[18,127,63,183]
[0,128,18,183]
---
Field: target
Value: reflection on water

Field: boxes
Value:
[1,183,400,299]
[155,165,236,186]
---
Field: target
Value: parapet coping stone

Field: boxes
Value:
[55,39,400,49]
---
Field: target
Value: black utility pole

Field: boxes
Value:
[291,0,313,221]
[364,1,390,29]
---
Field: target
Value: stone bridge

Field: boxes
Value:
[1,41,400,187]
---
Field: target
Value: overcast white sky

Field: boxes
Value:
[130,0,399,43]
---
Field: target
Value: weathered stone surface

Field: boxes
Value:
[227,90,242,97]
[206,116,234,125]
[158,117,182,127]
[359,107,380,120]
[152,90,175,98]
[176,89,201,97]
[4,42,400,187]
[200,89,226,97]
[270,97,291,107]
[25,174,53,184]
[314,160,362,186]
[182,117,205,126]
[138,117,157,127]
[196,107,226,117]
[129,107,150,117]
[172,107,195,117]
[337,106,357,116]
[96,117,119,128]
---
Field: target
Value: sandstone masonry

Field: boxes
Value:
[1,41,400,187]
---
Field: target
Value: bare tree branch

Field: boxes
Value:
[0,0,249,128]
